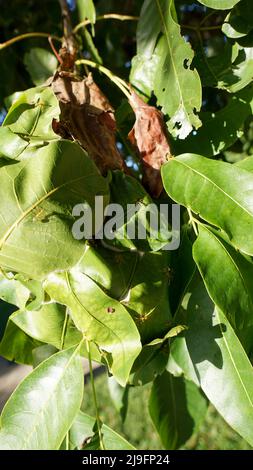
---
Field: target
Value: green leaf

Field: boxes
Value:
[107,376,129,422]
[0,346,83,450]
[132,0,202,138]
[162,153,253,255]
[82,28,102,64]
[0,139,109,278]
[24,48,58,86]
[153,0,202,138]
[197,0,240,9]
[149,371,208,449]
[236,156,253,171]
[130,342,169,386]
[0,274,30,309]
[222,0,253,38]
[130,52,160,100]
[44,269,142,386]
[195,41,253,93]
[169,226,196,315]
[80,245,172,344]
[68,411,135,450]
[32,344,58,367]
[0,320,41,365]
[218,47,253,93]
[2,86,59,145]
[173,87,253,157]
[122,251,172,344]
[10,303,82,350]
[77,0,96,24]
[193,224,253,332]
[107,170,171,252]
[168,282,253,447]
[80,244,139,300]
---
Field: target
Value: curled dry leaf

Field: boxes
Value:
[128,91,171,198]
[51,72,124,174]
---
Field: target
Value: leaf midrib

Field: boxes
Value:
[155,0,184,107]
[202,226,253,311]
[0,347,81,450]
[0,172,96,251]
[173,158,253,220]
[216,310,253,413]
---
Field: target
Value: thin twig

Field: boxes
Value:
[86,338,105,450]
[76,59,131,99]
[58,0,76,61]
[0,32,61,51]
[181,24,222,32]
[199,10,217,26]
[48,36,63,64]
[74,13,139,34]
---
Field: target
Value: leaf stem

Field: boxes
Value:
[0,33,61,51]
[65,430,69,450]
[181,24,222,31]
[86,338,105,450]
[75,59,131,99]
[73,14,139,34]
[199,10,217,26]
[58,0,76,56]
[187,208,198,236]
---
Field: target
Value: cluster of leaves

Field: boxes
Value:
[0,0,253,451]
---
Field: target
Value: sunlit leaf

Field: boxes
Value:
[0,346,83,450]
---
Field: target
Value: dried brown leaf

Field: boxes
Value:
[128,91,171,198]
[51,72,124,174]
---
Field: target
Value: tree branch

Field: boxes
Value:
[58,0,77,70]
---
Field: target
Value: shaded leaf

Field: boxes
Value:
[222,0,253,38]
[11,303,82,350]
[44,268,142,386]
[169,226,196,315]
[106,170,172,252]
[68,411,134,450]
[24,48,58,86]
[168,281,253,447]
[107,376,129,422]
[0,320,41,365]
[80,245,172,344]
[122,251,172,344]
[193,224,253,332]
[149,371,208,449]
[173,86,253,157]
[0,274,30,309]
[130,342,169,386]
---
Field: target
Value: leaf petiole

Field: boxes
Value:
[0,33,61,51]
[85,338,105,450]
[73,14,139,34]
[75,59,131,99]
[187,208,199,236]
